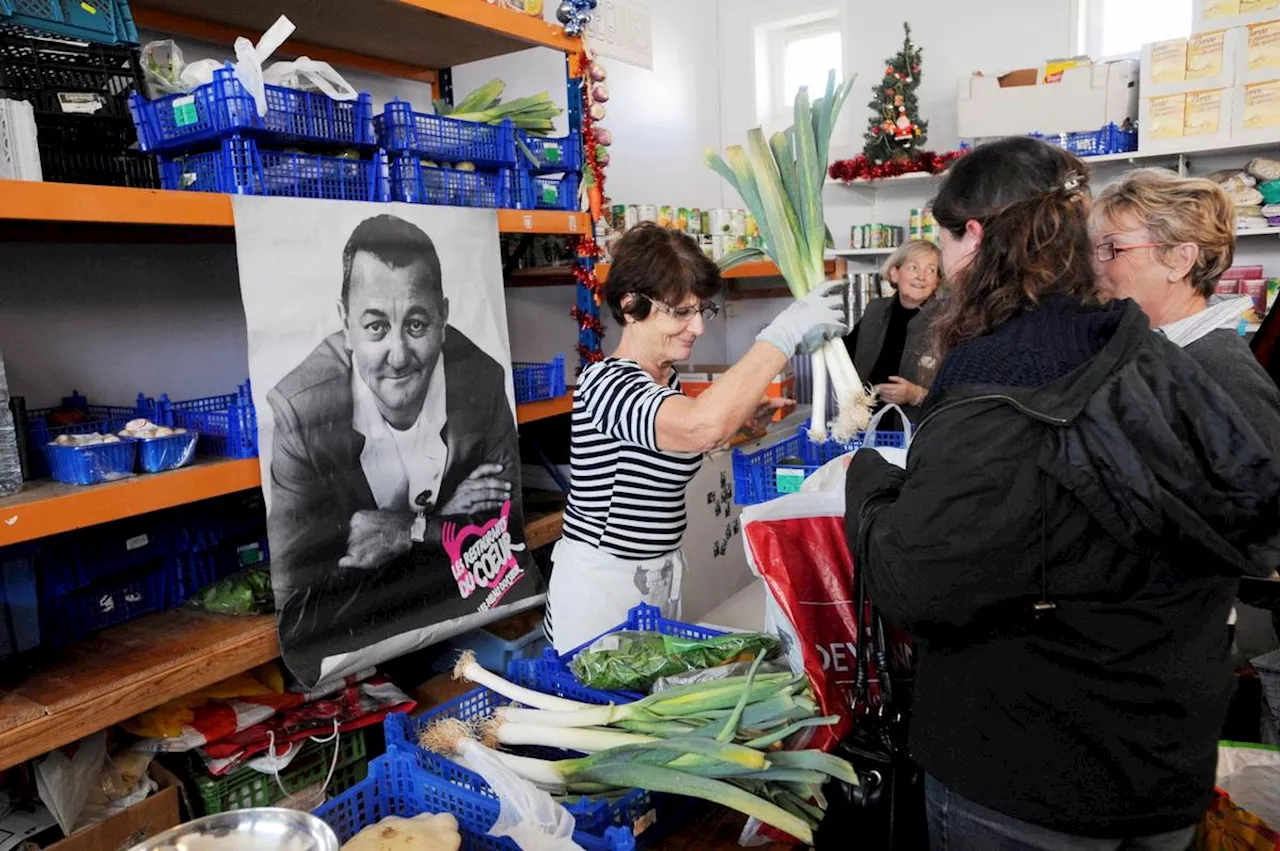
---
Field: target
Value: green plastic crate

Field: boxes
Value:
[193,726,370,815]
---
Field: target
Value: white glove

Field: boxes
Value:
[757,281,849,356]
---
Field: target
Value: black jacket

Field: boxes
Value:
[844,295,941,423]
[845,297,1280,837]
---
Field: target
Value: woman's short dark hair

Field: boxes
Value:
[605,223,721,324]
[931,137,1096,353]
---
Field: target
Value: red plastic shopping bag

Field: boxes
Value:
[742,485,913,752]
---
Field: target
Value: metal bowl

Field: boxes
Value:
[127,808,340,851]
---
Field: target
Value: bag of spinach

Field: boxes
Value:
[569,630,781,693]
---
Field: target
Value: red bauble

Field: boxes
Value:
[872,127,881,135]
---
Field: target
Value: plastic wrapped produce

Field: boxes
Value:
[569,630,781,692]
[0,348,23,496]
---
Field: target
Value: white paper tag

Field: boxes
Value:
[57,93,105,115]
[125,534,149,551]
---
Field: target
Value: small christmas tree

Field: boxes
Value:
[864,23,928,163]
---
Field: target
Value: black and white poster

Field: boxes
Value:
[232,198,544,687]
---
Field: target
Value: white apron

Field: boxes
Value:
[544,537,687,654]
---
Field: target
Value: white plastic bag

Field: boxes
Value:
[263,58,358,101]
[459,740,583,850]
[34,731,108,835]
[1216,742,1280,831]
[233,15,296,117]
[140,40,187,98]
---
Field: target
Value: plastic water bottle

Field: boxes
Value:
[0,347,23,496]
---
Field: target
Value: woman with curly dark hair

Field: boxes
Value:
[843,137,1280,850]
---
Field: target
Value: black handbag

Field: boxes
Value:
[813,504,927,850]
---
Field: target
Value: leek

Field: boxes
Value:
[453,651,587,712]
[708,70,877,441]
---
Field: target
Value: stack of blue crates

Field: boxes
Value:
[375,100,516,208]
[0,490,268,660]
[129,66,386,201]
[514,128,583,212]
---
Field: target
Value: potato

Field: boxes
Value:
[342,812,461,851]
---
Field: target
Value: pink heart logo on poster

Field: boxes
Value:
[443,501,525,611]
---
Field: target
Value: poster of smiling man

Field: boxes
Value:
[232,197,543,687]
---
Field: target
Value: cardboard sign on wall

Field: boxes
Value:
[586,0,652,70]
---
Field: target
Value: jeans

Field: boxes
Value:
[926,776,1196,851]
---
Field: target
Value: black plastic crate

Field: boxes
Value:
[0,22,155,186]
[35,111,156,185]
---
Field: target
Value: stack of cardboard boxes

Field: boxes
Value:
[1141,0,1280,151]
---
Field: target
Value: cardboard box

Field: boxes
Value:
[1149,39,1190,84]
[46,765,182,851]
[1196,0,1280,28]
[1141,87,1235,151]
[1245,20,1280,81]
[957,60,1138,138]
[1235,78,1280,139]
[997,68,1038,88]
[1142,27,1242,95]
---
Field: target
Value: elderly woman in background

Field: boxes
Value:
[843,239,942,423]
[1092,168,1280,452]
[544,223,847,653]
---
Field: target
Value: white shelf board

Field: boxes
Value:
[1237,227,1280,238]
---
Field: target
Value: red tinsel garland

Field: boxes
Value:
[828,149,967,183]
[573,47,607,363]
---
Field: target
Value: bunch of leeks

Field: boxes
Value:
[706,70,875,440]
[425,653,855,844]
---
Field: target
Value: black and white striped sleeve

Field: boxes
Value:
[579,362,680,452]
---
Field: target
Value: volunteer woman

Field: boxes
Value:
[544,222,847,653]
[1091,168,1280,453]
[843,239,942,423]
[844,137,1280,850]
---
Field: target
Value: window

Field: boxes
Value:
[756,13,843,132]
[1075,0,1193,58]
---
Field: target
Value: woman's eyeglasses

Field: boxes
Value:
[1095,242,1171,263]
[637,293,722,323]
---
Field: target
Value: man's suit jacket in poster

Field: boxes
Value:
[267,328,540,684]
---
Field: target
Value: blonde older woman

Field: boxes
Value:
[1092,169,1280,453]
[842,239,942,423]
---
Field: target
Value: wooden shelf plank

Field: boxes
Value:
[0,458,261,547]
[0,181,234,227]
[497,209,590,235]
[133,0,576,74]
[0,182,589,235]
[596,259,836,282]
[516,392,573,424]
[525,509,564,550]
[0,610,279,772]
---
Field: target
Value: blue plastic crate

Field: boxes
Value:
[0,0,137,45]
[1029,123,1137,158]
[516,169,580,211]
[512,603,727,704]
[43,439,135,485]
[513,355,566,404]
[134,430,198,473]
[130,66,375,153]
[24,391,146,478]
[516,130,582,174]
[388,156,513,207]
[731,422,907,505]
[375,102,515,168]
[0,547,41,661]
[149,380,258,459]
[158,135,388,201]
[37,551,175,646]
[384,685,660,842]
[316,753,635,851]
